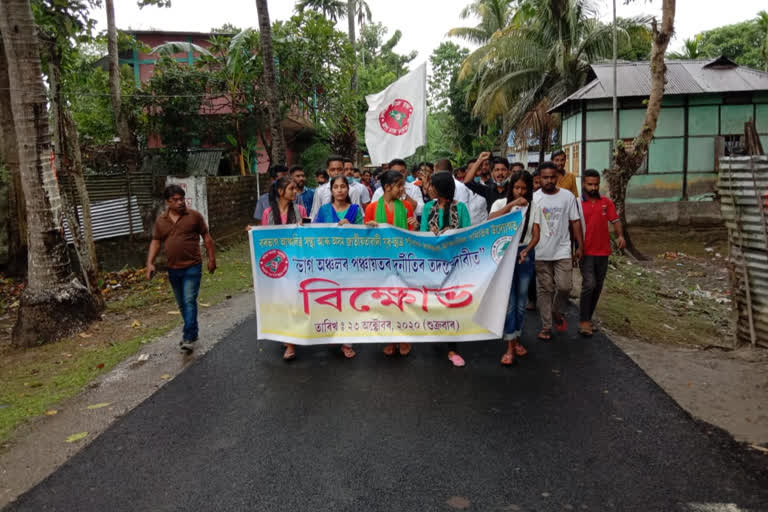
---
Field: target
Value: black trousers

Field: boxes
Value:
[579,255,609,322]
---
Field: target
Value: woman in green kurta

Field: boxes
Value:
[419,171,471,367]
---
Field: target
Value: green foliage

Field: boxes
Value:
[63,51,136,146]
[462,0,641,125]
[448,0,520,45]
[618,21,651,61]
[428,42,469,113]
[697,19,765,69]
[299,139,333,180]
[668,36,703,60]
[133,57,220,171]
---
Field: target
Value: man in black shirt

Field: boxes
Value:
[463,152,510,212]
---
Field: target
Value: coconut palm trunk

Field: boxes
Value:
[0,38,26,275]
[0,0,101,347]
[255,0,286,164]
[48,42,103,304]
[106,0,132,146]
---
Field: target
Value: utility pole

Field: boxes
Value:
[612,0,618,145]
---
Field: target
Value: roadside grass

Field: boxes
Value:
[597,227,733,348]
[0,236,254,444]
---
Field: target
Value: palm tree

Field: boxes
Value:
[756,10,768,71]
[448,0,520,45]
[667,36,703,60]
[255,0,286,164]
[294,0,347,22]
[461,0,643,128]
[105,0,133,146]
[0,0,101,347]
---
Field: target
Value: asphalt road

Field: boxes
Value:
[6,311,768,512]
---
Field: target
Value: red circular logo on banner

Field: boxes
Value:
[379,99,413,136]
[259,249,289,279]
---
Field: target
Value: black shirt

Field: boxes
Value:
[465,181,507,212]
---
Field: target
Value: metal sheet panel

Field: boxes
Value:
[551,59,768,112]
[63,196,144,243]
[717,156,768,347]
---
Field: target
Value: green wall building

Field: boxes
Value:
[551,57,768,205]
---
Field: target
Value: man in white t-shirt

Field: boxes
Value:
[532,162,583,340]
[310,155,370,219]
[370,158,424,216]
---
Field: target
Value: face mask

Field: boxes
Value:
[348,177,360,184]
[492,178,509,187]
[406,175,416,183]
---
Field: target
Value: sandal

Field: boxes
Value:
[283,344,296,361]
[383,343,395,356]
[537,329,552,341]
[514,342,528,357]
[501,352,515,366]
[448,351,465,367]
[554,314,568,332]
[398,343,412,356]
[341,344,356,359]
[578,321,593,337]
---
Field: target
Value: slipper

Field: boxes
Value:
[537,330,552,341]
[514,342,528,357]
[578,322,593,337]
[283,345,296,361]
[448,352,466,367]
[554,315,568,332]
[341,344,356,359]
[398,343,412,356]
[500,352,515,366]
[383,343,395,356]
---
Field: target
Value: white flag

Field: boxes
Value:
[364,63,426,166]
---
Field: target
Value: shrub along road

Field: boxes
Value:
[5,310,768,512]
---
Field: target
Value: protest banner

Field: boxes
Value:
[248,210,524,345]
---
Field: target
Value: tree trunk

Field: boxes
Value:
[106,0,132,146]
[0,0,101,348]
[347,0,360,164]
[254,0,286,165]
[0,38,26,275]
[348,0,357,92]
[604,0,676,260]
[48,42,104,306]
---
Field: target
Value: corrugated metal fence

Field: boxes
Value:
[59,172,154,241]
[718,156,768,348]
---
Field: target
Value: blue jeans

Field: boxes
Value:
[168,264,202,342]
[503,247,535,340]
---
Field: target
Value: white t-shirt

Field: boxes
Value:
[532,189,581,261]
[370,181,424,216]
[310,180,371,219]
[490,199,540,246]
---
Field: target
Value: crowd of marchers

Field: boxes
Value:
[146,151,625,366]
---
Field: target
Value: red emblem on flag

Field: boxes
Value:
[379,99,413,136]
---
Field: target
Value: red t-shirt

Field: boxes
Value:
[581,195,618,256]
[364,199,415,230]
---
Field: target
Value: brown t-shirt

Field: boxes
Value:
[152,209,208,269]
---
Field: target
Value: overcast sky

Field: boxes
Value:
[92,0,766,69]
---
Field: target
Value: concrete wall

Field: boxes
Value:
[626,200,722,226]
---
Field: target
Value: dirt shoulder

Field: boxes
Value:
[594,226,768,447]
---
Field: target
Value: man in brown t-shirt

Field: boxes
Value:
[146,185,216,354]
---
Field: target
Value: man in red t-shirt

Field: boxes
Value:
[579,169,626,336]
